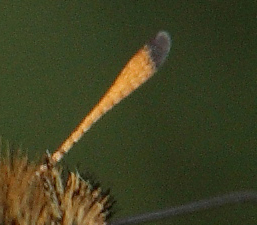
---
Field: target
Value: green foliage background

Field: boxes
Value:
[0,1,256,224]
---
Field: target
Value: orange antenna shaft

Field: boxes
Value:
[50,31,171,165]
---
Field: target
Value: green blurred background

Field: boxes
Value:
[0,1,256,224]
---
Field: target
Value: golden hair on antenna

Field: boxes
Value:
[48,31,171,167]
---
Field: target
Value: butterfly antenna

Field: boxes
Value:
[40,31,171,171]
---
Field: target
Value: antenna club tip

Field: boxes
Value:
[147,31,171,69]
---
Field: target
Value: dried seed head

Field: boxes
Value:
[0,143,112,225]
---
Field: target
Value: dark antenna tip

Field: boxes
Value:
[147,31,171,69]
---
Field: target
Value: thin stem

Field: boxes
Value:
[109,191,257,225]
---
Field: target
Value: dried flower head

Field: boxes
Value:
[0,142,112,225]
